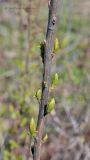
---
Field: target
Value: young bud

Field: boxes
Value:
[53,38,59,53]
[29,118,36,137]
[35,89,41,101]
[52,73,59,86]
[47,98,55,113]
[42,134,48,143]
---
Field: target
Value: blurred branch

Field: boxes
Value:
[51,111,70,138]
[62,98,80,134]
[25,0,32,73]
[0,70,17,80]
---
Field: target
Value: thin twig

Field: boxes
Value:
[33,1,58,160]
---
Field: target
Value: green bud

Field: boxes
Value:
[42,134,48,143]
[35,89,41,101]
[53,38,59,53]
[52,73,59,86]
[29,118,36,137]
[47,98,55,113]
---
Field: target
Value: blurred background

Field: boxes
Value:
[0,0,90,160]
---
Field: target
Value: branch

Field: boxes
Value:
[32,1,58,160]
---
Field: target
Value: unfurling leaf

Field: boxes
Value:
[29,118,36,137]
[53,38,59,53]
[35,89,41,101]
[52,73,59,86]
[47,98,55,113]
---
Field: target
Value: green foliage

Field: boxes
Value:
[3,150,10,160]
[9,104,19,119]
[29,118,36,137]
[47,98,55,113]
[51,73,59,89]
[71,67,84,85]
[53,38,59,53]
[34,89,41,101]
[42,134,48,143]
[9,140,18,149]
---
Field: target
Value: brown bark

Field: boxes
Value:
[33,1,58,160]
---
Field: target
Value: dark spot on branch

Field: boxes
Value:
[44,104,48,116]
[31,145,34,155]
[52,16,56,25]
